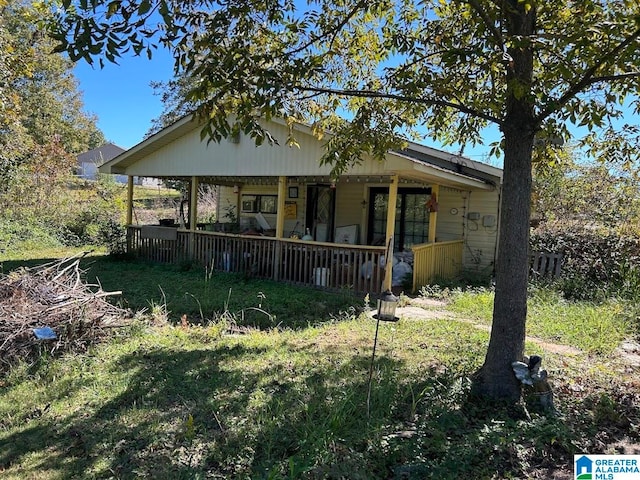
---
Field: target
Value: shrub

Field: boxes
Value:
[530,221,640,300]
[0,217,63,254]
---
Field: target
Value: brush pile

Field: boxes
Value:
[0,255,129,374]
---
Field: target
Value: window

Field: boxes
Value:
[240,194,278,214]
[367,187,432,251]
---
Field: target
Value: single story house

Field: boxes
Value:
[99,116,503,293]
[78,143,160,186]
[78,143,128,183]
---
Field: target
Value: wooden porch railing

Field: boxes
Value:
[411,240,464,291]
[127,225,187,264]
[127,226,386,293]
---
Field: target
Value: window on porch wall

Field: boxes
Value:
[368,187,432,251]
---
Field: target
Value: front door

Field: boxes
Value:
[367,187,432,251]
[306,185,336,242]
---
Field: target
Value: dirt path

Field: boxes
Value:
[389,297,640,366]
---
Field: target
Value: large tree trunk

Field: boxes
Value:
[472,128,534,402]
[471,0,536,403]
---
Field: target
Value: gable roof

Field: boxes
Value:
[78,143,126,165]
[99,116,501,190]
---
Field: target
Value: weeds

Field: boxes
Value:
[1,253,639,478]
[446,286,633,355]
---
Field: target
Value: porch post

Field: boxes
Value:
[275,176,286,238]
[189,176,199,258]
[273,176,287,281]
[428,184,439,243]
[126,176,134,225]
[383,174,399,291]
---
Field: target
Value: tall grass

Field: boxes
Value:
[0,316,490,479]
[447,287,632,355]
[1,254,638,479]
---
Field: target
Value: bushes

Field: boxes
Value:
[1,177,126,256]
[0,217,64,254]
[530,221,640,300]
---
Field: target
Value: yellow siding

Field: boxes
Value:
[334,183,367,242]
[463,189,500,273]
[123,121,398,178]
[435,187,466,242]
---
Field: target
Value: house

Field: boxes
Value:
[78,143,128,183]
[99,115,503,293]
[78,143,161,186]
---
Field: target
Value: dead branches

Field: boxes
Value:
[0,254,129,374]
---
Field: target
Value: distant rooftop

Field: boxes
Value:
[78,143,126,165]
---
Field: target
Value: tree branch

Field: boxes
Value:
[295,85,503,125]
[386,48,479,80]
[464,0,504,47]
[586,72,640,84]
[536,27,640,123]
[285,0,370,57]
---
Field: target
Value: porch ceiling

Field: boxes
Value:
[142,170,491,191]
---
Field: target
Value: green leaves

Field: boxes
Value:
[137,0,151,15]
[0,0,104,207]
[106,1,121,18]
[44,0,640,174]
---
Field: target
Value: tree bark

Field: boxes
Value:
[472,127,534,402]
[471,0,536,402]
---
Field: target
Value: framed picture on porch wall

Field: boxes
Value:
[288,186,299,198]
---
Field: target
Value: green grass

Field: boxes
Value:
[0,314,492,479]
[448,287,633,355]
[82,257,359,329]
[1,252,639,479]
[1,246,104,263]
[2,253,358,330]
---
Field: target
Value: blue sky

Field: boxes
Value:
[74,48,637,169]
[74,49,502,164]
[74,49,175,149]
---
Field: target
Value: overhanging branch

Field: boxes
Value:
[295,85,503,125]
[284,0,370,57]
[536,27,640,124]
[465,0,504,47]
[586,72,640,84]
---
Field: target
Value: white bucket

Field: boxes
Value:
[313,267,330,287]
[223,252,232,272]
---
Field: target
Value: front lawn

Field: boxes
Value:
[0,253,638,479]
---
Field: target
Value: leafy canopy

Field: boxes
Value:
[1,0,104,189]
[0,0,105,229]
[48,0,640,174]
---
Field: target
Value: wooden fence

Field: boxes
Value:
[530,251,563,278]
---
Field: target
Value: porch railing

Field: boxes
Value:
[127,226,385,293]
[127,227,463,293]
[411,240,464,290]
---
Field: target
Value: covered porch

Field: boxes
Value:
[123,172,467,293]
[126,227,463,293]
[105,116,502,293]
